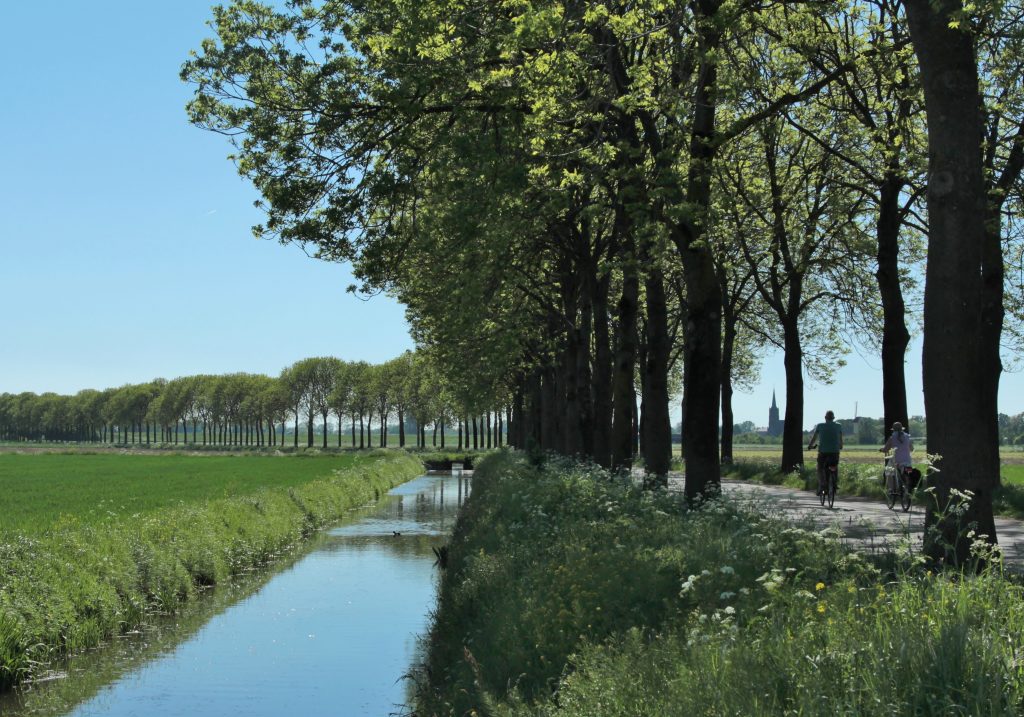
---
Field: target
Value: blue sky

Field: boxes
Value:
[1,2,1021,430]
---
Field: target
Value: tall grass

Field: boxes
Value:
[416,452,1024,716]
[0,451,422,691]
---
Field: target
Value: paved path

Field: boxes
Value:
[663,474,1024,572]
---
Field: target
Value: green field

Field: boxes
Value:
[0,450,424,691]
[0,452,374,534]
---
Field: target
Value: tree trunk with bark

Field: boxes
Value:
[904,0,1001,566]
[876,172,912,435]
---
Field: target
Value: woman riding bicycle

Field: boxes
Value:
[880,421,915,496]
[881,421,913,470]
[807,410,843,496]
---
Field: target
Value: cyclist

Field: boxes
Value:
[807,410,843,496]
[881,421,913,470]
[880,421,914,492]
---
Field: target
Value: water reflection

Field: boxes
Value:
[0,473,469,717]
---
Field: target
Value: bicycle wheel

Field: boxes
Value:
[900,477,912,512]
[827,470,836,509]
[885,473,896,509]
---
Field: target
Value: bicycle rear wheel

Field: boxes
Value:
[827,470,836,509]
[885,478,896,509]
[900,477,912,512]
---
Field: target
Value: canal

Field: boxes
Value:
[0,472,469,717]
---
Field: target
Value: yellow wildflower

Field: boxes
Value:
[816,582,826,591]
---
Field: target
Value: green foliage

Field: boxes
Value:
[0,451,422,691]
[417,452,1024,716]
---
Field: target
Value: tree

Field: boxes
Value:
[902,0,1007,565]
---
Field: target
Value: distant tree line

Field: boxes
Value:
[0,352,509,451]
[728,416,929,446]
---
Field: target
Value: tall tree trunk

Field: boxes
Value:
[904,0,1001,566]
[611,236,640,471]
[592,272,613,468]
[720,312,737,465]
[676,3,723,501]
[780,319,805,473]
[560,258,584,457]
[540,365,560,453]
[527,368,544,451]
[876,172,911,435]
[642,264,673,481]
[512,387,525,450]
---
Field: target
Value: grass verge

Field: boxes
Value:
[416,451,1024,716]
[0,450,422,691]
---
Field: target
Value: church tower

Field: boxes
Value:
[768,390,783,437]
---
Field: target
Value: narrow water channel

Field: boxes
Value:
[1,472,469,717]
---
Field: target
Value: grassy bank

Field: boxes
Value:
[0,450,422,691]
[417,452,1024,716]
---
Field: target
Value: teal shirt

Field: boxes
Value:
[815,421,843,453]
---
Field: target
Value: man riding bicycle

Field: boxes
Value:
[807,410,843,496]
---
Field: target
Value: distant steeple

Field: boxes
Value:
[768,390,783,437]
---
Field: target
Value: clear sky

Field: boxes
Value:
[1,2,1021,431]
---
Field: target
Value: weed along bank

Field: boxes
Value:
[415,452,1024,716]
[0,450,425,701]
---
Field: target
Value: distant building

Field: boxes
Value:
[767,391,784,437]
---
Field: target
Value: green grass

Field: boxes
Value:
[1003,465,1024,484]
[416,451,1024,716]
[0,450,423,691]
[0,452,373,534]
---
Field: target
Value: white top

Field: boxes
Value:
[885,430,913,465]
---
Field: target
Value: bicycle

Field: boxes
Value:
[819,461,837,508]
[883,457,913,512]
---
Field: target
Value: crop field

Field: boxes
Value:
[0,452,380,534]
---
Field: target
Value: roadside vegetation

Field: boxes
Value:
[417,452,1024,716]
[0,450,422,691]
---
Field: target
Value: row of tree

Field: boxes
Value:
[184,0,1024,564]
[0,353,508,451]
